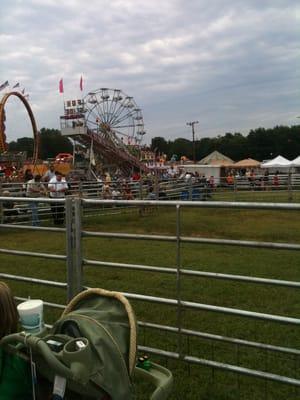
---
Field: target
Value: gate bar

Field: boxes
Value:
[138,345,300,387]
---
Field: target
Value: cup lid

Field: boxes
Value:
[17,299,43,311]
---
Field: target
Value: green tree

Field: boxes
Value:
[6,124,300,163]
[196,137,214,160]
[151,137,169,156]
[39,128,72,159]
[169,138,192,160]
[8,137,34,156]
[216,132,248,161]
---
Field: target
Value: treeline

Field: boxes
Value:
[8,128,72,159]
[151,125,300,162]
[7,125,300,162]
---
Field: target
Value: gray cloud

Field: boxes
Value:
[1,0,299,144]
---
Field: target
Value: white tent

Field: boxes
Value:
[290,156,300,167]
[261,155,291,168]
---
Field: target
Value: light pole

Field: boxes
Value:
[186,121,199,164]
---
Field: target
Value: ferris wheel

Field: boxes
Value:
[83,88,146,148]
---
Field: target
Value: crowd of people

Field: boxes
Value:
[225,168,281,189]
[1,165,69,226]
[0,161,288,227]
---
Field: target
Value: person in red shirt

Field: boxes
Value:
[273,173,279,189]
[132,170,140,181]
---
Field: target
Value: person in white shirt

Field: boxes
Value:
[167,165,177,179]
[42,164,56,187]
[48,172,69,225]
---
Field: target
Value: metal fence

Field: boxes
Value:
[0,174,300,227]
[1,173,300,203]
[0,196,300,397]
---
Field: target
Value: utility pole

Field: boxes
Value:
[186,121,199,164]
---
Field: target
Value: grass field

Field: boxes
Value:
[0,201,300,399]
[212,188,300,203]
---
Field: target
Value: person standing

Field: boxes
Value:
[263,169,269,191]
[132,170,141,182]
[102,183,112,199]
[26,174,46,226]
[122,182,133,200]
[42,164,56,183]
[24,169,33,182]
[22,170,33,197]
[146,187,156,200]
[273,172,279,189]
[42,164,56,195]
[48,172,68,225]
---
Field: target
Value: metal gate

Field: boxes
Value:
[0,196,299,398]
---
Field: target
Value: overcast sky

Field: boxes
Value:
[1,0,299,145]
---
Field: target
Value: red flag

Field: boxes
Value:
[80,76,83,91]
[59,78,64,94]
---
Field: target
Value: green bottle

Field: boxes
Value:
[142,355,151,371]
[137,356,145,369]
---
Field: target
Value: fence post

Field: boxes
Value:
[66,196,83,301]
[234,176,238,202]
[0,183,3,224]
[288,171,292,202]
[139,177,143,200]
[176,204,183,358]
[65,196,75,301]
[188,178,193,200]
[79,180,83,197]
[74,197,83,294]
[154,170,159,200]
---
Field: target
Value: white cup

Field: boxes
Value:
[17,299,44,333]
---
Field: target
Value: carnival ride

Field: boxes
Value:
[0,87,148,177]
[0,91,39,163]
[60,88,148,173]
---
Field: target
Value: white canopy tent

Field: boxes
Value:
[261,155,291,168]
[290,156,300,167]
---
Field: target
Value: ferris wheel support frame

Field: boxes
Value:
[0,91,39,163]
